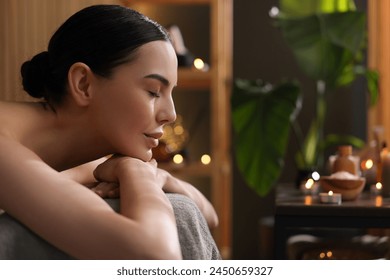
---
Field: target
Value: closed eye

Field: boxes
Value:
[148,91,161,98]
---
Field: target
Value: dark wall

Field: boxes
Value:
[232,0,368,259]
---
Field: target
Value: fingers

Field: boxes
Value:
[91,182,119,198]
[93,160,118,183]
[108,188,120,198]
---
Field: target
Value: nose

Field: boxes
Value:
[157,95,176,125]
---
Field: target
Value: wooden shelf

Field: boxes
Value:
[122,0,210,5]
[177,68,211,89]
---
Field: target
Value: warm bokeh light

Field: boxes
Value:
[173,154,184,164]
[376,195,383,207]
[305,178,314,189]
[311,171,320,181]
[174,125,184,135]
[193,58,205,70]
[201,154,211,165]
[376,182,383,190]
[365,159,374,169]
[304,195,312,205]
[319,251,333,259]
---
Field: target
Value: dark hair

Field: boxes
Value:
[21,5,170,106]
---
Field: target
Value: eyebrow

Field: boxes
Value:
[143,73,172,87]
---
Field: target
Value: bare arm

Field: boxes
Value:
[0,138,181,259]
[158,168,219,229]
[62,157,218,228]
[61,157,107,185]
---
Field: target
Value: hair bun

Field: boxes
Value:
[21,51,50,99]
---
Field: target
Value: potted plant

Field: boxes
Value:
[231,0,379,197]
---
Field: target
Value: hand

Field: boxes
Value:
[88,181,119,198]
[93,155,159,185]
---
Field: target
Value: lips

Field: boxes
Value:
[144,132,163,148]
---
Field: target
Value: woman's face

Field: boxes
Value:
[89,40,178,161]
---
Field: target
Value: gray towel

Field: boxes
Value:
[0,193,221,260]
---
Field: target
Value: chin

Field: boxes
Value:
[114,148,150,162]
[132,150,153,162]
[144,151,153,162]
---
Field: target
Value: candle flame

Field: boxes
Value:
[305,178,314,189]
[365,159,374,169]
[328,191,333,196]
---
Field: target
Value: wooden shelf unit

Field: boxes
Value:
[178,68,211,89]
[122,0,233,259]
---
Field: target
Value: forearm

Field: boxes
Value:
[120,173,176,224]
[61,158,106,185]
[97,158,182,259]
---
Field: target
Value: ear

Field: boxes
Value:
[67,62,94,107]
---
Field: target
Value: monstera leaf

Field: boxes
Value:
[278,0,357,17]
[276,11,366,90]
[232,79,301,196]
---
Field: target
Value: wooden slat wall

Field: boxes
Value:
[368,0,390,143]
[210,0,232,259]
[0,0,118,102]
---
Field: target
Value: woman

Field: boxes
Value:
[0,5,218,259]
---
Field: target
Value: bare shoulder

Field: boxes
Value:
[0,100,24,115]
[0,101,35,136]
[0,135,111,224]
[0,136,55,208]
[0,135,121,258]
[0,100,15,122]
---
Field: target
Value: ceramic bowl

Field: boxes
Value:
[320,176,366,201]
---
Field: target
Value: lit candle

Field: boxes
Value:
[300,178,319,195]
[375,195,383,207]
[300,178,314,195]
[304,195,313,205]
[361,159,377,186]
[370,182,382,196]
[320,191,342,204]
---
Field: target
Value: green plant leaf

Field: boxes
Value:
[232,79,301,196]
[276,11,366,88]
[321,133,365,150]
[279,0,356,18]
[366,69,380,106]
[296,119,320,169]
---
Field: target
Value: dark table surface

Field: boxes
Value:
[276,184,390,217]
[273,184,390,259]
